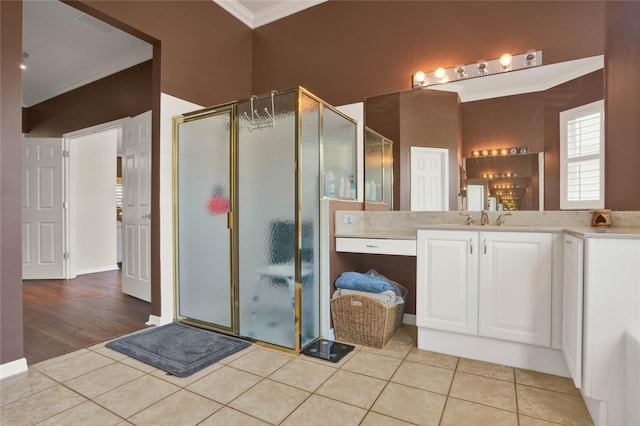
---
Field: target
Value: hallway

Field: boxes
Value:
[23,270,150,365]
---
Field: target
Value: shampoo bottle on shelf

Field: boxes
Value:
[325,171,335,197]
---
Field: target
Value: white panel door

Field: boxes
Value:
[416,230,478,335]
[467,185,485,211]
[122,111,152,301]
[411,147,448,211]
[479,232,552,346]
[562,234,584,388]
[22,138,65,279]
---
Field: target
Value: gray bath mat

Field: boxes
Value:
[106,323,251,377]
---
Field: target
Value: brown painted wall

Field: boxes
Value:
[605,1,640,210]
[462,93,546,156]
[24,61,152,137]
[1,0,25,365]
[253,1,605,106]
[72,0,253,106]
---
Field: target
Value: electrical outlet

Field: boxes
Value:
[343,214,355,224]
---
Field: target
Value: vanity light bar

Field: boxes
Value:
[481,172,519,179]
[412,50,542,88]
[471,147,529,157]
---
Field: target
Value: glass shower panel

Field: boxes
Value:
[323,107,357,199]
[364,128,383,202]
[237,92,297,349]
[299,93,321,348]
[382,137,393,209]
[176,111,232,328]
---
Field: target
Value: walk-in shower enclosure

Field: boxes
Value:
[173,88,357,352]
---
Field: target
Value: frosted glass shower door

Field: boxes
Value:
[175,109,234,330]
[237,92,298,349]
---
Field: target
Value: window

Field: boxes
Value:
[560,100,605,210]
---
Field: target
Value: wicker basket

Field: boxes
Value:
[331,294,405,349]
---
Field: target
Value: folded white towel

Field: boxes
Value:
[333,289,400,307]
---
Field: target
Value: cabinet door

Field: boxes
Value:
[479,232,552,346]
[416,230,478,335]
[562,234,583,388]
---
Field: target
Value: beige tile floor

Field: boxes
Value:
[0,326,593,426]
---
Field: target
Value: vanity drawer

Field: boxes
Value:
[335,237,417,256]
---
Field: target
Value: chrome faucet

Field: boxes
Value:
[496,212,513,226]
[459,211,475,225]
[465,214,474,225]
[480,210,489,225]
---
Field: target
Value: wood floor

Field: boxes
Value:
[23,269,150,365]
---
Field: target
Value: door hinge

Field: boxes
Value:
[62,150,70,158]
[63,252,70,260]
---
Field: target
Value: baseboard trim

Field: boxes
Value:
[76,265,119,275]
[0,357,28,379]
[418,327,570,377]
[145,315,161,326]
[403,313,416,325]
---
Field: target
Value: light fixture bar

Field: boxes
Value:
[412,50,542,88]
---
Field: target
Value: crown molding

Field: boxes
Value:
[213,0,326,29]
[213,0,254,28]
[252,1,326,28]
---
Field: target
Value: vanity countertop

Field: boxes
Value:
[336,225,640,240]
[415,224,567,233]
[564,226,640,239]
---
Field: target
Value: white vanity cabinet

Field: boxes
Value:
[479,232,552,346]
[416,230,478,335]
[562,234,584,389]
[417,229,552,347]
[581,236,640,426]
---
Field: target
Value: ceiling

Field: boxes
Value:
[21,0,323,108]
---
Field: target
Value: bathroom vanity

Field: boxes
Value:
[333,210,640,426]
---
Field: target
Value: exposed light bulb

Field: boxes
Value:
[434,67,446,80]
[500,53,513,70]
[414,71,426,86]
[20,63,27,70]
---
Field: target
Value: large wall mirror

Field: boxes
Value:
[364,55,604,212]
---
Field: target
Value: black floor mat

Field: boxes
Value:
[301,339,355,363]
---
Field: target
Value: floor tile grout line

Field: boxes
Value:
[5,328,591,426]
[27,377,124,425]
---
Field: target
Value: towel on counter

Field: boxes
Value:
[335,271,396,293]
[332,289,402,307]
